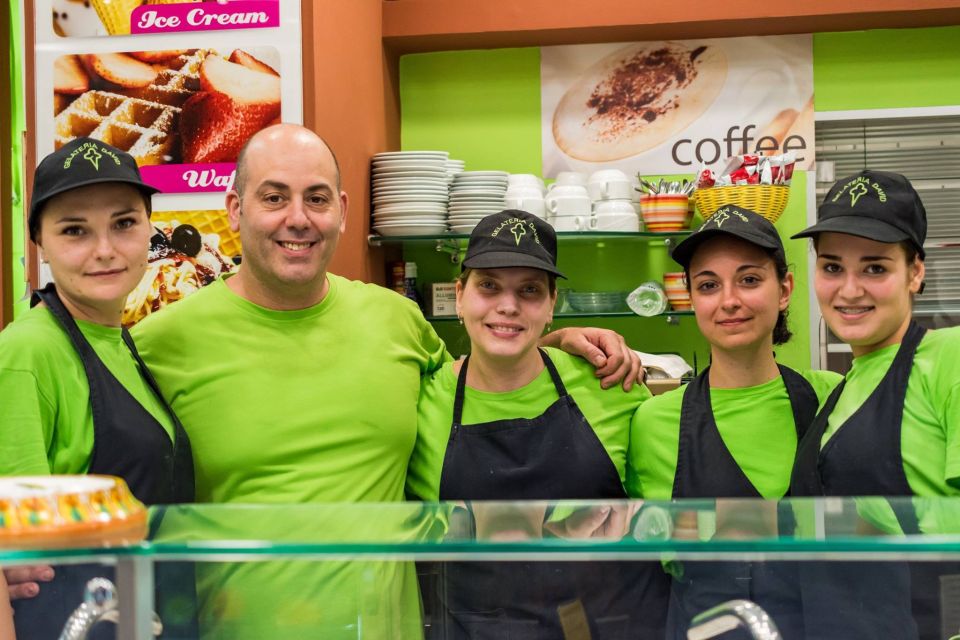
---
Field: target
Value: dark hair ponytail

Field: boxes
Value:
[770,248,792,345]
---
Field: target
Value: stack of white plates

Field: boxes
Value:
[371,151,450,236]
[445,159,465,184]
[447,171,509,233]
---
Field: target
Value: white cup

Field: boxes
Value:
[545,185,590,218]
[592,212,640,232]
[553,171,588,187]
[508,174,546,193]
[587,169,634,202]
[551,214,596,232]
[504,196,546,218]
[593,199,637,216]
[505,185,544,199]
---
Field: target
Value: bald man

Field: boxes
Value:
[131,124,640,638]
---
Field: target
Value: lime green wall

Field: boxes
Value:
[400,49,543,172]
[8,0,26,319]
[813,26,960,111]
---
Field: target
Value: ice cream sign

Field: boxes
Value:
[52,0,280,38]
[132,2,279,35]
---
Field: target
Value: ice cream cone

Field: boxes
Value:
[90,0,142,35]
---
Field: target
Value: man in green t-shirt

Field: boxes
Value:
[124,124,641,638]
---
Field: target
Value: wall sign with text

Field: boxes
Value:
[52,0,280,37]
[541,35,814,178]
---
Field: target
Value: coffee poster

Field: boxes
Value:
[35,0,302,196]
[541,35,814,178]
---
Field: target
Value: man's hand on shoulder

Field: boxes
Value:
[542,327,643,391]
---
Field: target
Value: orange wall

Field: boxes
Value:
[383,0,960,51]
[303,0,400,285]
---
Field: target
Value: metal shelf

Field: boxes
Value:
[426,310,696,323]
[367,230,692,246]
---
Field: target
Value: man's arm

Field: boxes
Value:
[541,327,643,391]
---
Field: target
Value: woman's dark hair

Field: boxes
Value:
[458,267,557,295]
[685,246,793,346]
[900,241,926,295]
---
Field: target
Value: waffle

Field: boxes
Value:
[90,0,142,35]
[129,49,210,108]
[54,90,179,165]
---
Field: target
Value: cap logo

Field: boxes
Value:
[491,217,542,246]
[83,146,103,171]
[62,141,122,171]
[510,222,526,246]
[700,206,748,231]
[831,175,887,208]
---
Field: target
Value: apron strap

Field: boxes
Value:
[32,284,106,392]
[452,349,567,426]
[452,356,470,427]
[777,364,820,441]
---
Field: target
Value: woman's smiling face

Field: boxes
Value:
[688,236,793,354]
[456,267,556,364]
[814,232,924,357]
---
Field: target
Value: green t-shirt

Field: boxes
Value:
[628,369,842,500]
[0,305,175,476]
[408,348,652,502]
[131,273,449,639]
[821,326,960,496]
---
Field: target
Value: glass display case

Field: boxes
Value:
[6,498,960,639]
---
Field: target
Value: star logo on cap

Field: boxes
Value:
[849,182,868,207]
[510,222,526,246]
[83,146,103,171]
[712,211,730,228]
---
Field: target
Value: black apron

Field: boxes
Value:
[791,321,954,640]
[13,284,196,639]
[433,349,669,639]
[666,365,817,640]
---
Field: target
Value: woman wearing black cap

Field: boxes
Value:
[0,138,194,638]
[629,206,841,640]
[790,170,960,640]
[407,210,669,639]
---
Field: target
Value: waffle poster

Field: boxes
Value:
[541,35,814,178]
[35,0,302,196]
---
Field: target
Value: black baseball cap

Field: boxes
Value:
[671,205,785,269]
[792,170,926,258]
[29,138,159,241]
[462,210,566,278]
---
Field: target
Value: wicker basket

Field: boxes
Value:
[692,185,790,223]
